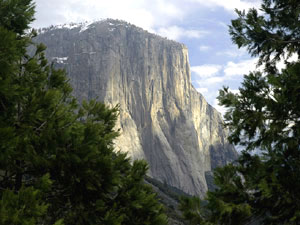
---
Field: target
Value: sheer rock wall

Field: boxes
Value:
[35,19,237,197]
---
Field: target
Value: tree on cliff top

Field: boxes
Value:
[0,0,167,224]
[180,0,300,224]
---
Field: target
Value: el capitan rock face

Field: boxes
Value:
[34,19,237,197]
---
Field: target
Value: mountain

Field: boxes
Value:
[33,19,238,197]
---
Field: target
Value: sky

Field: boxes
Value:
[32,0,261,114]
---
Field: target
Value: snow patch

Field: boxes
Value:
[79,21,94,33]
[52,57,68,64]
[36,19,134,35]
[55,22,79,30]
[37,20,104,34]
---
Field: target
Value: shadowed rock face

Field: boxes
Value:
[34,19,238,197]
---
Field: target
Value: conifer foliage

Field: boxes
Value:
[180,0,300,224]
[0,0,167,224]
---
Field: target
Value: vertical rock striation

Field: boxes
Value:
[34,19,238,197]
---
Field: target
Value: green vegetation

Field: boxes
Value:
[146,176,191,224]
[180,0,300,224]
[0,0,167,224]
[146,176,192,202]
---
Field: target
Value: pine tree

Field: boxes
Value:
[180,0,300,224]
[229,0,300,69]
[0,0,168,224]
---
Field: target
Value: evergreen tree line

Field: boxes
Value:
[180,0,300,224]
[0,0,168,224]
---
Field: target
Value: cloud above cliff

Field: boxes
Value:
[191,65,222,77]
[224,58,258,77]
[188,0,260,12]
[32,0,259,30]
[156,26,209,41]
[192,59,257,84]
[198,45,211,51]
[33,0,186,30]
[192,58,258,107]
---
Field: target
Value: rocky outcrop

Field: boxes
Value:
[34,19,238,197]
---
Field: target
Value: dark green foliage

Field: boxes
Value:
[0,0,168,224]
[0,186,49,225]
[0,0,35,35]
[145,176,191,224]
[179,196,213,225]
[229,0,300,68]
[214,62,300,225]
[180,0,300,224]
[145,176,192,202]
[180,165,252,225]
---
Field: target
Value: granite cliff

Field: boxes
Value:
[34,19,237,197]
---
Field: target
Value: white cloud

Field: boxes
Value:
[33,0,158,31]
[276,53,299,71]
[32,0,190,31]
[155,0,184,18]
[192,59,253,111]
[33,0,258,32]
[199,45,211,51]
[213,98,227,116]
[191,64,222,77]
[204,76,225,84]
[189,0,260,12]
[196,87,208,94]
[156,26,208,41]
[216,47,248,58]
[191,64,225,106]
[224,58,258,77]
[229,88,240,95]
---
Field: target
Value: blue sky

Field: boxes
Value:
[32,0,261,114]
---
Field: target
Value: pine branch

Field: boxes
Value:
[0,99,7,111]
